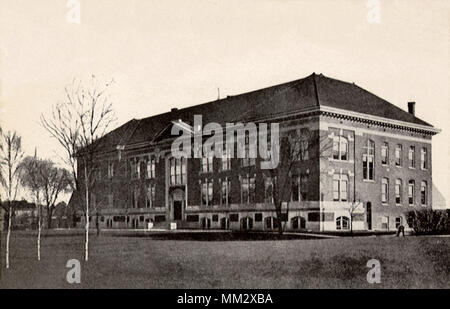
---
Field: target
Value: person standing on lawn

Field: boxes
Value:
[396,224,405,237]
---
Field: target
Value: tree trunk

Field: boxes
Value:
[96,213,100,236]
[277,216,283,235]
[5,206,12,269]
[37,208,41,261]
[275,202,284,236]
[47,208,53,229]
[84,163,89,262]
[350,215,353,236]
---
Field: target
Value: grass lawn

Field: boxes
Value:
[0,231,448,288]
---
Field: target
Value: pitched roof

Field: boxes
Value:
[92,73,436,152]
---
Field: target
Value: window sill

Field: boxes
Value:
[382,203,389,206]
[363,179,375,183]
[329,158,353,163]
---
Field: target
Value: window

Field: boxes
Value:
[408,146,415,168]
[146,184,155,208]
[242,136,256,167]
[300,174,308,201]
[291,176,300,202]
[333,174,348,201]
[381,216,389,230]
[264,177,274,203]
[333,179,339,201]
[136,161,141,179]
[300,137,309,161]
[381,143,389,165]
[332,134,348,161]
[241,175,255,204]
[291,216,306,230]
[130,159,136,179]
[255,213,263,222]
[395,217,402,229]
[408,180,415,205]
[229,213,239,222]
[186,215,199,222]
[265,217,278,230]
[340,176,348,202]
[170,157,186,185]
[363,140,375,180]
[395,145,402,166]
[202,156,213,173]
[221,149,231,171]
[336,216,349,230]
[381,178,389,204]
[201,179,213,206]
[421,148,428,170]
[147,157,156,178]
[108,162,114,178]
[420,181,427,205]
[132,187,139,208]
[220,178,231,206]
[108,193,113,208]
[395,179,402,204]
[241,217,253,230]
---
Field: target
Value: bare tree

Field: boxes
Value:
[266,127,328,235]
[41,75,117,261]
[21,156,72,227]
[40,161,72,229]
[19,154,43,260]
[20,156,72,260]
[0,129,24,269]
[348,198,363,235]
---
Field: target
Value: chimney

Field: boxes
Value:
[407,102,415,116]
[171,108,178,113]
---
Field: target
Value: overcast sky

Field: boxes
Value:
[0,0,448,205]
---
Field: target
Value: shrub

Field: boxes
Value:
[406,209,450,235]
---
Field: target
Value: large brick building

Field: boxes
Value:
[70,73,440,232]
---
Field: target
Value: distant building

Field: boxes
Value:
[51,202,73,228]
[1,200,38,230]
[69,73,440,232]
[0,200,73,230]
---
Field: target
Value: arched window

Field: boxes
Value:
[336,216,349,230]
[264,217,278,230]
[201,217,211,229]
[420,181,427,205]
[241,217,253,230]
[291,216,306,230]
[395,145,403,166]
[408,180,415,205]
[363,140,375,180]
[395,179,402,204]
[220,217,230,230]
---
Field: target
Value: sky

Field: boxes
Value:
[0,0,449,206]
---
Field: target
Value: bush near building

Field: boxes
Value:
[406,209,450,235]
